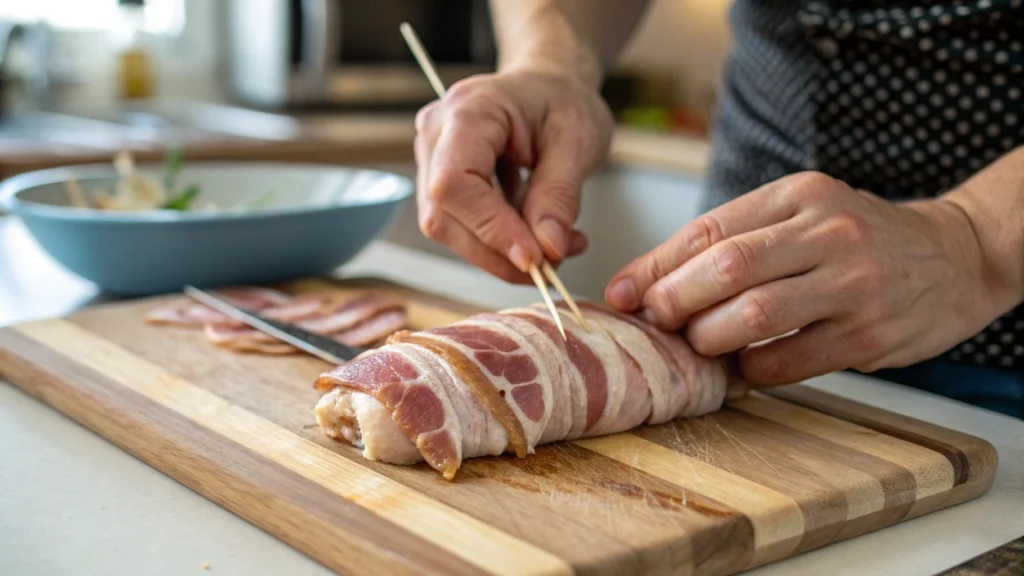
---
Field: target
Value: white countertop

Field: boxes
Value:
[1,217,1022,576]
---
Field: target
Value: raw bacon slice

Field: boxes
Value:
[145,287,409,356]
[205,294,341,346]
[385,329,531,459]
[314,343,467,479]
[333,309,408,347]
[208,293,407,345]
[570,301,729,420]
[143,287,291,326]
[208,298,409,354]
[313,299,737,480]
[203,322,297,355]
[299,293,404,334]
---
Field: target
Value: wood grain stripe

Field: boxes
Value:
[635,408,918,553]
[0,328,476,576]
[729,391,957,519]
[477,442,756,576]
[765,386,995,489]
[68,303,675,574]
[11,319,572,576]
[573,434,803,570]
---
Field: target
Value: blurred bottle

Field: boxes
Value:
[114,0,155,100]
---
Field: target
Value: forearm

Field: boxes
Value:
[489,0,650,88]
[941,145,1024,312]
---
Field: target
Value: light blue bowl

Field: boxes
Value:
[0,162,413,295]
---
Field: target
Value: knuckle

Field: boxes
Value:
[844,259,886,297]
[532,181,580,219]
[648,282,683,324]
[782,171,835,203]
[427,170,457,204]
[686,328,716,358]
[745,350,790,384]
[469,210,506,245]
[740,291,778,336]
[848,326,885,355]
[447,104,488,126]
[638,253,671,284]
[712,239,756,287]
[795,170,835,190]
[445,78,478,103]
[860,302,888,327]
[418,209,443,239]
[686,215,726,255]
[826,210,873,246]
[414,101,440,133]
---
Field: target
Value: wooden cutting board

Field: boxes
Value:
[0,277,998,576]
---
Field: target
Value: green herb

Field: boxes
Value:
[163,146,183,192]
[163,183,201,211]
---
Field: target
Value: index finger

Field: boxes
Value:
[604,172,810,312]
[427,108,542,272]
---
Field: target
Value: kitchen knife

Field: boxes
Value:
[182,285,362,364]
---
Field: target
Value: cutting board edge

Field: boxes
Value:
[0,325,475,576]
[762,386,1000,503]
[0,324,1002,576]
[0,278,1005,576]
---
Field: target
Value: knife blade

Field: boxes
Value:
[182,285,362,365]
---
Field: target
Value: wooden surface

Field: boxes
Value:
[0,108,709,181]
[0,136,415,181]
[0,277,999,576]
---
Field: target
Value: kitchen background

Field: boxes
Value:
[0,0,735,301]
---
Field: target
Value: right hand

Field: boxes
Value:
[413,69,614,283]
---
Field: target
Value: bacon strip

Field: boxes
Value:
[571,301,728,419]
[314,344,463,478]
[313,299,735,479]
[143,287,292,326]
[334,309,408,347]
[146,288,409,356]
[386,331,530,459]
[300,294,404,334]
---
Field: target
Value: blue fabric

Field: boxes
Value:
[867,359,1024,420]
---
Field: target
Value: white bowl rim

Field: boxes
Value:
[0,161,414,223]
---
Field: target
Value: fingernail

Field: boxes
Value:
[507,244,533,272]
[569,230,589,255]
[536,218,568,259]
[641,307,658,325]
[607,278,638,310]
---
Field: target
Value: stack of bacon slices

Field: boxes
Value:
[313,300,746,480]
[144,286,409,355]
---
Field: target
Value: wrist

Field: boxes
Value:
[928,198,1015,321]
[938,156,1024,313]
[495,17,604,89]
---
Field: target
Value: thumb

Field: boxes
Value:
[521,131,589,262]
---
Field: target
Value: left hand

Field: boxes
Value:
[604,171,1003,387]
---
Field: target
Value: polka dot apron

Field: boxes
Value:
[798,1,1023,371]
[707,0,1023,373]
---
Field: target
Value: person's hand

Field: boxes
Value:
[413,69,614,283]
[605,171,1007,386]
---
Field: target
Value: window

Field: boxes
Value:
[0,0,185,35]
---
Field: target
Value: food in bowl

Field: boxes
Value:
[0,158,414,295]
[63,148,279,213]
